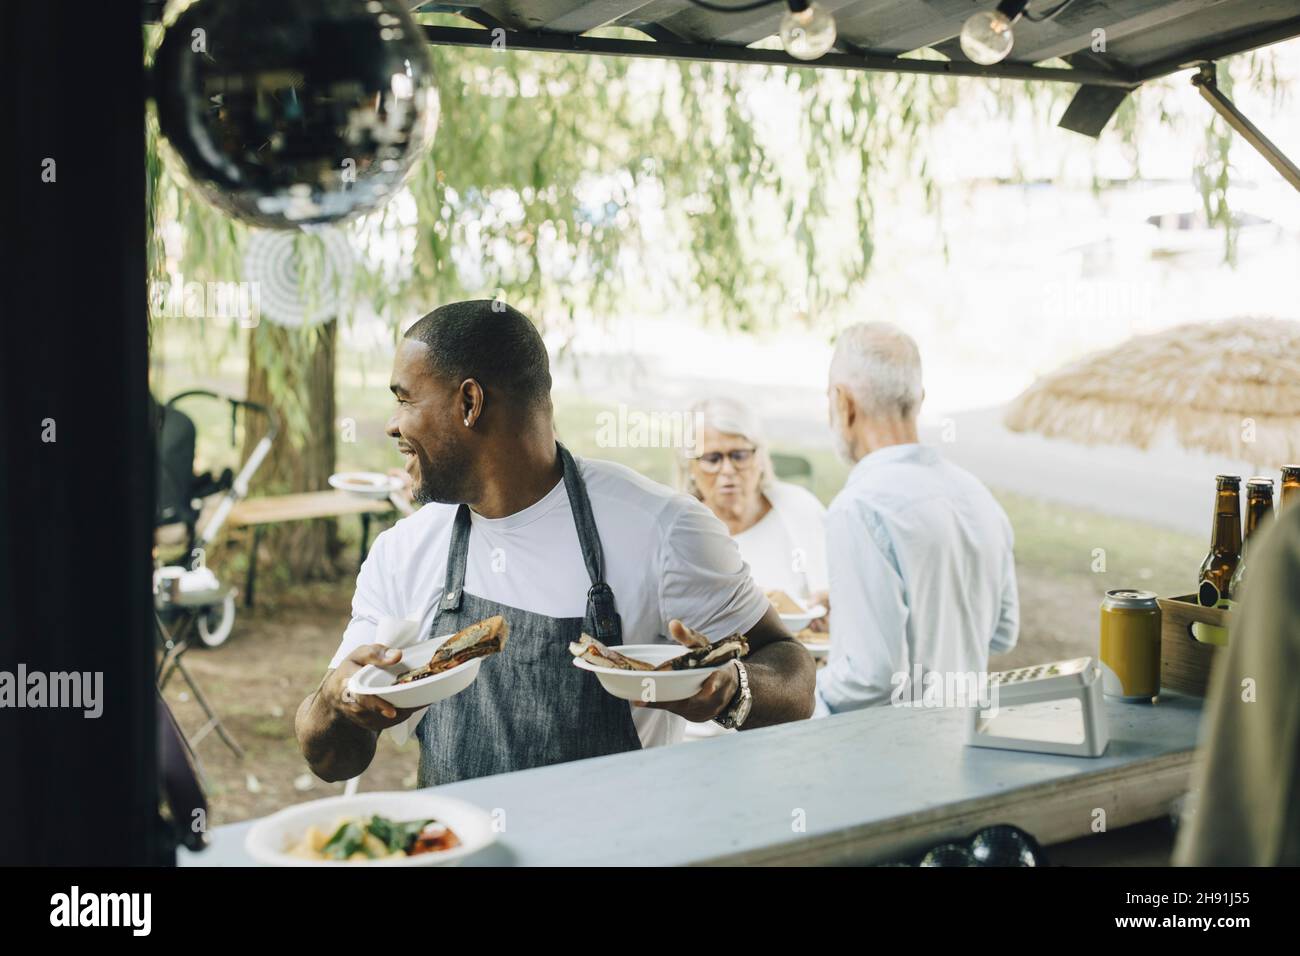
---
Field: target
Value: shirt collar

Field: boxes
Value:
[846,442,935,483]
[469,473,567,532]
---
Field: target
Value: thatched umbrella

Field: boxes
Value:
[1004,318,1300,466]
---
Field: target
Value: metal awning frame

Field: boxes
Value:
[423,12,1300,187]
[1192,63,1300,194]
[136,2,1300,181]
[424,10,1300,87]
[422,21,1139,88]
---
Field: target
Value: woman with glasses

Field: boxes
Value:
[678,397,829,622]
[675,398,827,741]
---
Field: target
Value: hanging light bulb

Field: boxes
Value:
[960,0,1029,66]
[780,1,837,61]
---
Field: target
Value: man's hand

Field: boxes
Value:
[635,666,739,722]
[634,620,739,722]
[634,609,815,729]
[322,644,422,732]
[297,643,424,782]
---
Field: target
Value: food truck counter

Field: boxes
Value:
[181,692,1203,866]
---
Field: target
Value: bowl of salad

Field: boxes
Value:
[244,791,496,866]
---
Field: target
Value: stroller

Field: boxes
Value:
[153,390,277,755]
[153,390,279,645]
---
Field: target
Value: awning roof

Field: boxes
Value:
[139,1,1300,136]
[416,1,1300,82]
[408,1,1300,135]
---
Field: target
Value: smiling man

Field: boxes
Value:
[296,300,815,786]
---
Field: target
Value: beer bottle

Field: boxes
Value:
[1227,478,1274,600]
[1198,475,1241,606]
[1281,465,1300,513]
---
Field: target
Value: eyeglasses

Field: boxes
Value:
[690,448,757,473]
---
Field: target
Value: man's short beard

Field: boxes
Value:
[832,431,855,466]
[411,446,473,505]
[830,408,856,465]
[411,476,437,506]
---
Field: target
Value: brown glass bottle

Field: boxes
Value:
[1198,475,1241,606]
[1281,465,1300,513]
[1227,478,1274,600]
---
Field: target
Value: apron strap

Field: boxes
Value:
[435,446,619,639]
[557,443,621,642]
[439,504,472,613]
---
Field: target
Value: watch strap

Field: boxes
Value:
[714,659,751,729]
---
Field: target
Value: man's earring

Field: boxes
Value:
[464,417,471,427]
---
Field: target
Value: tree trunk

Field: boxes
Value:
[242,319,344,582]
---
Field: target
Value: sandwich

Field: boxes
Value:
[395,615,510,684]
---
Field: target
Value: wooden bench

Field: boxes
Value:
[227,490,397,606]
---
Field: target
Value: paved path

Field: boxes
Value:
[918,407,1255,538]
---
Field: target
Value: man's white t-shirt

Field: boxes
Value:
[330,456,771,748]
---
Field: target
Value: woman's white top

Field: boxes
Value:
[685,479,828,741]
[731,480,829,600]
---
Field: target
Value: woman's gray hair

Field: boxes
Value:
[829,322,923,421]
[675,396,775,498]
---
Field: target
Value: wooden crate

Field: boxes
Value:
[1156,594,1229,696]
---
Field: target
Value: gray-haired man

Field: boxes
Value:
[816,322,1019,715]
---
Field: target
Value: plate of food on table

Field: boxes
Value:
[244,791,495,866]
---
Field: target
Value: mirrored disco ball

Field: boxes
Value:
[153,0,438,229]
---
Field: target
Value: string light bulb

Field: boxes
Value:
[960,0,1029,66]
[780,1,837,60]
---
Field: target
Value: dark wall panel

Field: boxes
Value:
[0,3,161,864]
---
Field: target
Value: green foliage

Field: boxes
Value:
[1110,52,1291,265]
[146,21,986,345]
[146,19,1287,442]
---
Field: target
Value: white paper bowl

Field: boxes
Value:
[572,643,727,702]
[779,604,826,633]
[348,634,482,708]
[329,471,402,499]
[244,792,495,867]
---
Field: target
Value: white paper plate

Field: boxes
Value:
[779,604,827,632]
[348,634,483,708]
[244,792,495,867]
[572,643,727,702]
[329,471,402,499]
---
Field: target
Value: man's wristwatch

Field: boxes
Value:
[713,660,752,730]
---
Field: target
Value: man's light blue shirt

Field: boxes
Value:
[814,443,1019,716]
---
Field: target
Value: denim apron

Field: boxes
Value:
[415,443,643,785]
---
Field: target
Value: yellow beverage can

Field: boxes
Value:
[1099,589,1161,701]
